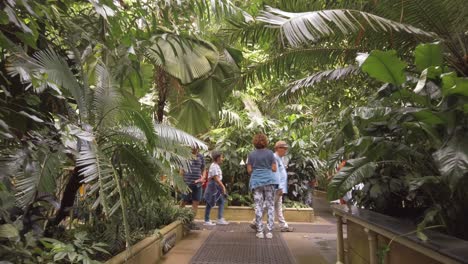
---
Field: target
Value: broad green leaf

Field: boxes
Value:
[415,43,443,71]
[190,62,236,117]
[190,78,219,117]
[0,224,19,239]
[441,72,468,96]
[327,158,377,200]
[433,133,468,190]
[361,50,407,86]
[169,97,210,135]
[412,110,445,125]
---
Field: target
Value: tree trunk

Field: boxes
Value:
[44,165,82,236]
[155,67,169,123]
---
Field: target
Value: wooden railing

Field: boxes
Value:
[332,205,468,264]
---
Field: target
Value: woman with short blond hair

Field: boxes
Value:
[247,133,277,239]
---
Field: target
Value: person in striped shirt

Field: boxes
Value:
[180,147,206,213]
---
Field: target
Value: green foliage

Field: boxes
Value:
[414,42,443,71]
[41,232,109,264]
[326,42,468,239]
[361,50,407,85]
[328,158,377,200]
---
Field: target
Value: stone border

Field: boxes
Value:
[106,220,186,264]
[193,206,314,222]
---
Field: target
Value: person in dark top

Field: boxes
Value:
[180,147,206,213]
[247,133,278,239]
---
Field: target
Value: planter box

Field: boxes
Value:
[192,205,314,222]
[106,220,186,264]
[313,189,328,199]
[312,189,333,216]
[332,205,468,264]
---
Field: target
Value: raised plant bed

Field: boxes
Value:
[106,220,186,264]
[193,205,315,222]
[332,205,468,264]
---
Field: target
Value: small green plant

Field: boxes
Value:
[283,197,310,209]
[41,232,109,264]
[227,193,253,206]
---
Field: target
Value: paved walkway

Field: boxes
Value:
[159,216,338,264]
[159,195,339,264]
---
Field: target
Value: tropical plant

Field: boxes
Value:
[326,42,468,239]
[0,0,221,256]
[41,232,109,264]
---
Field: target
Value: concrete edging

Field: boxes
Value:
[193,205,315,222]
[106,220,185,264]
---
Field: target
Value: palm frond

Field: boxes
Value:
[194,0,251,21]
[154,123,207,150]
[15,150,63,209]
[257,6,435,47]
[116,145,161,192]
[6,49,89,117]
[144,35,219,85]
[372,0,467,37]
[94,63,121,128]
[77,142,119,216]
[232,92,265,129]
[220,109,243,128]
[120,106,158,150]
[244,46,359,84]
[280,66,361,99]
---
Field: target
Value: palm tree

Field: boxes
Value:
[6,47,207,243]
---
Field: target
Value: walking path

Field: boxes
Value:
[159,194,339,264]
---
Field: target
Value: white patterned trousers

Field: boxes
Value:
[253,184,275,232]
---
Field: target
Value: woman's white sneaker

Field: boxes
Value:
[203,221,216,226]
[265,232,273,239]
[217,218,229,225]
[256,232,264,239]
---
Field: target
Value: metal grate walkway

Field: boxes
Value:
[189,223,296,264]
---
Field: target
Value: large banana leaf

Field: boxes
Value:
[328,158,377,200]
